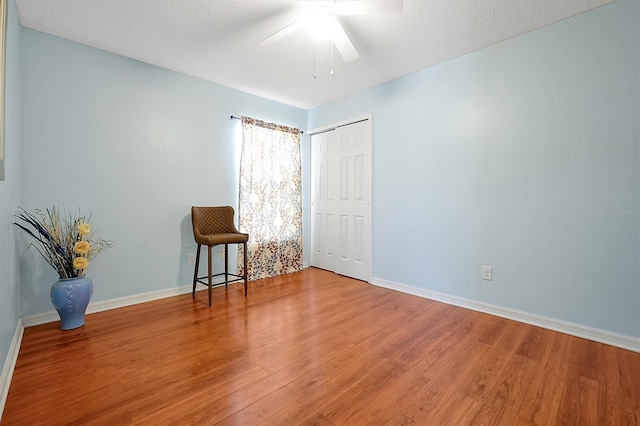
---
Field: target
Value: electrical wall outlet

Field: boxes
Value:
[221,249,225,259]
[481,265,492,281]
[188,253,196,265]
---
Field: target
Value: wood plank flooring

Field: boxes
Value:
[3,268,639,425]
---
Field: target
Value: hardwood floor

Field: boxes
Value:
[2,268,639,425]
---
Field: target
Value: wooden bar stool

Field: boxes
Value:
[190,206,249,306]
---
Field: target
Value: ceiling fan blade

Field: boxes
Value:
[260,16,310,46]
[335,0,403,16]
[330,19,359,63]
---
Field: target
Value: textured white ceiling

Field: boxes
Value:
[16,0,613,110]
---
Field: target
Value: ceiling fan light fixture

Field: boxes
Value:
[309,13,339,41]
[260,0,402,62]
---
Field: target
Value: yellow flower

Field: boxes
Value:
[73,257,89,270]
[73,241,91,254]
[78,223,91,236]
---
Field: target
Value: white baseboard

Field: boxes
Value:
[370,277,640,353]
[22,278,228,328]
[0,319,24,422]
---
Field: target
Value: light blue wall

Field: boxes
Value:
[20,28,308,315]
[309,0,640,337]
[12,0,640,340]
[0,0,22,377]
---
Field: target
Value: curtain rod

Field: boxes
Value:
[230,115,304,134]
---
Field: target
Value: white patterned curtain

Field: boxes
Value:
[238,116,302,281]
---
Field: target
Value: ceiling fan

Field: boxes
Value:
[260,0,404,63]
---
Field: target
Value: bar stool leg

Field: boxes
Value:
[243,241,248,297]
[192,244,201,296]
[207,245,213,306]
[224,243,229,288]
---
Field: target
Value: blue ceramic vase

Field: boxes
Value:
[50,276,93,330]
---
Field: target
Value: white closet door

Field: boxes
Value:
[311,130,337,272]
[311,119,371,281]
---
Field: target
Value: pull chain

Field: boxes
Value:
[312,40,338,79]
[313,41,317,79]
[330,42,335,76]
